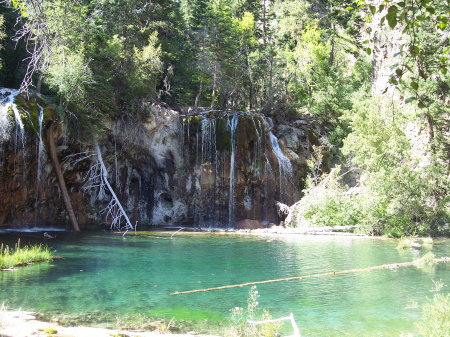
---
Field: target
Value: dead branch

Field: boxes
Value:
[81,142,133,231]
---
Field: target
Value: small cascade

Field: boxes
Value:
[0,89,27,195]
[250,116,264,175]
[181,110,299,228]
[228,114,239,225]
[269,131,294,203]
[34,104,46,226]
[0,89,22,143]
[200,118,216,165]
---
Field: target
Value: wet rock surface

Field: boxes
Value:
[0,93,318,229]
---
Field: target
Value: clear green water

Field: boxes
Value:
[1,231,450,336]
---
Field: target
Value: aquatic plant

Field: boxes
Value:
[422,237,434,246]
[396,237,415,250]
[0,241,53,269]
[416,283,450,337]
[415,252,436,266]
[224,286,282,337]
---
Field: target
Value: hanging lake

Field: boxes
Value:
[1,230,450,336]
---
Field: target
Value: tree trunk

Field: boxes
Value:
[46,121,80,231]
[211,65,217,108]
[194,81,203,108]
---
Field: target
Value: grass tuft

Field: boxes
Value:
[0,240,53,269]
[396,237,414,250]
[415,252,436,266]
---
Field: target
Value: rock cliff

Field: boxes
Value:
[0,90,317,229]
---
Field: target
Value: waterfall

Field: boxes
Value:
[181,111,297,227]
[269,131,294,203]
[228,115,239,225]
[250,116,263,175]
[34,104,45,226]
[200,118,216,165]
[0,89,22,143]
[0,89,27,199]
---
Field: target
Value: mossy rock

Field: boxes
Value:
[184,115,204,125]
[39,327,58,334]
[215,117,232,152]
[307,129,320,147]
[12,93,55,134]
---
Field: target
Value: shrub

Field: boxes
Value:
[224,286,282,337]
[417,292,450,336]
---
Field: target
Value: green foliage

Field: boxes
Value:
[289,166,363,228]
[129,32,163,98]
[341,95,445,235]
[415,252,436,266]
[0,241,53,269]
[358,0,449,96]
[396,237,414,249]
[417,289,450,336]
[224,286,282,337]
[45,47,94,103]
[0,14,5,68]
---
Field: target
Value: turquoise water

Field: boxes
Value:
[1,231,450,336]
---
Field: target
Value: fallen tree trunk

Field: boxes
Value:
[46,121,80,232]
[94,142,133,231]
[171,257,450,295]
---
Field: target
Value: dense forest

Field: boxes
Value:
[0,0,449,236]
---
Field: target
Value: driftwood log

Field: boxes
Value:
[171,257,450,295]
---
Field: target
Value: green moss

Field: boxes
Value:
[40,327,58,334]
[236,115,258,145]
[216,117,232,152]
[184,115,204,125]
[11,93,55,134]
[307,129,320,147]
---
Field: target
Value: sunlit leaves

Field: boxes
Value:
[45,47,94,102]
[386,5,398,28]
[11,0,28,17]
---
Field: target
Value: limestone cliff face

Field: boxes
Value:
[0,91,314,229]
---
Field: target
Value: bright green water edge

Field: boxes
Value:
[1,232,450,336]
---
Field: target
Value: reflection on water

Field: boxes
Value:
[1,231,449,336]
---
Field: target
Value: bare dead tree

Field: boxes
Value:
[81,142,133,231]
[3,0,52,93]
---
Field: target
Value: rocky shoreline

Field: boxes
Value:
[0,310,221,337]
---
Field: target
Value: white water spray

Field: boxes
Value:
[0,89,22,142]
[34,104,46,225]
[228,115,239,225]
[269,132,294,202]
